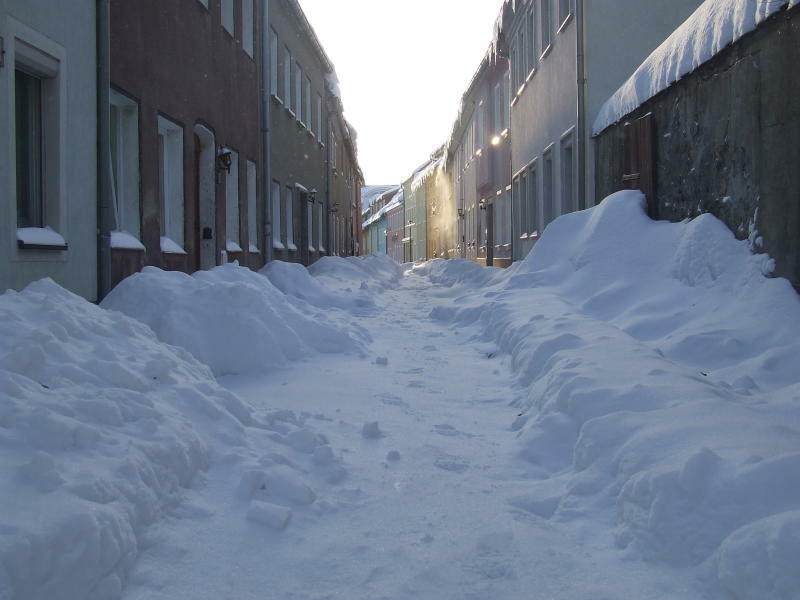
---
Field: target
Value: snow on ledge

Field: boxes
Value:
[160,236,187,255]
[111,231,145,251]
[248,244,260,254]
[226,240,244,253]
[593,0,794,135]
[16,227,67,248]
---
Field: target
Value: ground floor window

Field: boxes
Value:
[110,89,140,239]
[157,115,185,252]
[271,180,283,249]
[247,160,258,253]
[224,149,240,252]
[285,186,296,251]
[15,69,43,229]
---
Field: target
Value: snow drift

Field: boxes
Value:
[102,263,367,376]
[429,191,800,600]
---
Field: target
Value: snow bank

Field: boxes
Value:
[308,254,403,294]
[594,0,795,134]
[411,258,505,288]
[102,263,365,377]
[0,279,247,599]
[429,191,800,598]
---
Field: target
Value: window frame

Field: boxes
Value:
[110,88,141,241]
[271,179,283,249]
[224,148,240,252]
[246,159,258,252]
[221,0,235,37]
[285,185,296,251]
[157,114,186,253]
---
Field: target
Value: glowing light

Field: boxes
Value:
[491,136,502,146]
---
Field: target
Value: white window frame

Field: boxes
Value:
[316,93,323,139]
[527,160,539,236]
[541,0,553,57]
[221,0,235,37]
[543,146,555,225]
[558,0,574,32]
[285,185,296,250]
[284,47,292,111]
[225,149,240,252]
[295,62,303,122]
[317,202,325,252]
[305,77,312,133]
[270,28,279,98]
[157,115,185,252]
[560,130,575,215]
[110,89,141,240]
[246,159,258,252]
[307,197,314,252]
[271,180,283,249]
[242,0,254,57]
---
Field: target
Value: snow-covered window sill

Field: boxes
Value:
[557,13,574,35]
[525,67,537,83]
[287,243,298,252]
[16,227,68,251]
[226,241,243,253]
[111,231,145,251]
[286,107,295,119]
[272,240,285,250]
[540,44,553,61]
[161,236,187,255]
[248,244,260,254]
[271,94,283,105]
[308,246,316,253]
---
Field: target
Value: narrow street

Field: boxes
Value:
[121,267,697,600]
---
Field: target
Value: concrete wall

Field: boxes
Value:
[0,0,98,300]
[595,7,800,290]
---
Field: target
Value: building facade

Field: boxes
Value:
[446,3,513,267]
[507,0,703,261]
[1,0,98,300]
[386,190,405,264]
[109,0,262,287]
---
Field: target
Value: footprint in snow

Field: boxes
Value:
[434,454,470,473]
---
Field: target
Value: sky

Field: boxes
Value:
[299,0,506,185]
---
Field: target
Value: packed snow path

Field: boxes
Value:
[123,271,697,600]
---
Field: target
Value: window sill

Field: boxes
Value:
[287,243,298,252]
[525,67,537,83]
[271,94,283,105]
[17,241,68,251]
[248,244,260,254]
[286,107,296,118]
[510,96,519,108]
[272,241,286,250]
[557,13,574,35]
[540,44,553,61]
[297,120,307,130]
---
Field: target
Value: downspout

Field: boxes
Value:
[260,0,273,262]
[96,0,113,301]
[576,0,587,210]
[325,100,331,256]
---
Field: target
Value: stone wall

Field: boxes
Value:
[595,7,800,290]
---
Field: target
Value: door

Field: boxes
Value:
[623,113,656,218]
[194,124,216,270]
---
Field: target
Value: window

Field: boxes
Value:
[14,39,63,242]
[295,62,302,121]
[543,148,554,225]
[527,5,538,71]
[157,116,185,251]
[493,83,501,135]
[558,0,573,30]
[518,22,527,82]
[242,0,254,57]
[284,47,292,110]
[305,77,312,131]
[197,0,209,7]
[519,171,528,237]
[225,150,240,252]
[110,89,140,239]
[15,69,43,229]
[270,29,279,98]
[316,94,323,138]
[512,175,520,242]
[285,186,296,250]
[271,180,283,249]
[221,0,234,36]
[561,134,575,214]
[541,0,553,54]
[247,160,258,252]
[476,100,485,152]
[307,198,314,252]
[527,162,539,235]
[504,70,511,128]
[510,43,518,97]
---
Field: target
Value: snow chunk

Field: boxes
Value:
[110,231,145,251]
[160,236,186,254]
[246,501,292,531]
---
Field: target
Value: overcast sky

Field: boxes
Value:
[299,0,506,185]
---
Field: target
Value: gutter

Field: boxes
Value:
[96,0,113,301]
[260,0,272,262]
[576,0,587,210]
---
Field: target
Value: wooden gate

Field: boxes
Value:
[622,113,657,218]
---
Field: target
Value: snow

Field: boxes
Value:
[16,227,67,248]
[410,157,442,192]
[361,185,398,214]
[159,236,186,255]
[593,0,795,135]
[225,240,243,253]
[2,189,799,599]
[101,264,367,377]
[110,231,145,251]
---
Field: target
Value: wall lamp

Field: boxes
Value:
[457,208,465,218]
[309,188,317,202]
[216,146,233,173]
[479,200,487,211]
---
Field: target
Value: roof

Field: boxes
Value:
[593,0,797,135]
[361,185,400,213]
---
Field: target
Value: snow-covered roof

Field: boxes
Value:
[361,185,399,214]
[593,0,797,135]
[410,158,442,192]
[362,188,404,229]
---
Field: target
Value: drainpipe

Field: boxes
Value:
[576,0,587,211]
[97,0,113,301]
[260,0,272,263]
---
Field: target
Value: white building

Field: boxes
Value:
[508,0,703,261]
[0,0,98,300]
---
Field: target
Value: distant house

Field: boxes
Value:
[506,0,703,261]
[385,189,406,264]
[361,185,399,256]
[594,1,800,290]
[403,158,440,263]
[1,0,99,300]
